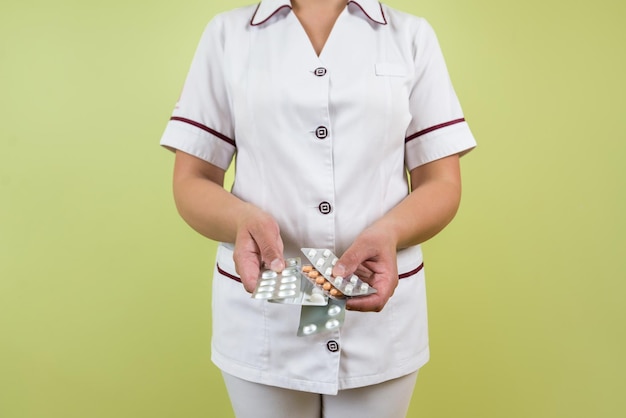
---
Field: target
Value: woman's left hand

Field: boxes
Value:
[332,224,399,312]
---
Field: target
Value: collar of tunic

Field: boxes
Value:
[250,0,387,26]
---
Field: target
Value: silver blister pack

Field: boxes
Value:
[269,277,328,306]
[297,298,346,336]
[252,258,328,306]
[252,258,302,301]
[301,248,377,298]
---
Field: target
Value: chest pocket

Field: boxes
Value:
[375,62,409,77]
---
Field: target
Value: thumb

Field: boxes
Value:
[252,229,285,273]
[332,245,365,279]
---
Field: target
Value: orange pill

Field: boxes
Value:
[315,276,326,285]
[302,265,313,273]
[330,288,344,298]
[308,270,320,278]
[323,282,332,291]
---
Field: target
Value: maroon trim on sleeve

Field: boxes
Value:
[217,264,241,283]
[405,118,466,143]
[399,262,424,279]
[250,3,293,26]
[170,116,235,147]
[348,1,387,25]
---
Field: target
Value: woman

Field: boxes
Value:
[160,0,476,416]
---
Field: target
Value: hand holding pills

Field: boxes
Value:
[332,225,399,312]
[252,247,381,336]
[233,205,285,293]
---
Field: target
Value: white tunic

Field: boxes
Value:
[160,0,476,395]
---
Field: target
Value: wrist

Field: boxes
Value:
[365,219,400,249]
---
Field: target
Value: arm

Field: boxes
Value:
[334,154,462,312]
[374,153,462,249]
[172,150,285,291]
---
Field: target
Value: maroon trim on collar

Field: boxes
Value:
[399,262,424,279]
[217,262,423,283]
[250,3,292,26]
[170,116,235,147]
[217,264,242,282]
[250,1,386,26]
[348,1,387,25]
[405,118,466,143]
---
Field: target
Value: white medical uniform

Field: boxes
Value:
[160,0,476,395]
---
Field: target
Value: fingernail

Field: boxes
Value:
[270,258,284,272]
[333,264,346,277]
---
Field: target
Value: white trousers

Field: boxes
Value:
[222,371,419,418]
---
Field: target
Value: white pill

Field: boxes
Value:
[277,290,296,298]
[328,305,342,316]
[316,258,325,267]
[344,284,354,295]
[254,292,272,299]
[262,270,277,279]
[333,277,343,286]
[309,293,326,304]
[350,275,358,284]
[280,283,297,290]
[325,267,332,276]
[331,257,338,265]
[325,319,340,329]
[286,258,298,267]
[303,324,317,335]
[308,249,317,257]
[257,286,274,293]
[360,283,369,292]
[282,267,297,276]
[323,249,332,258]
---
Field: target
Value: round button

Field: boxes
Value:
[314,67,327,77]
[315,126,328,139]
[327,340,340,352]
[318,201,332,214]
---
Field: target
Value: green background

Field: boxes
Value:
[1,0,624,417]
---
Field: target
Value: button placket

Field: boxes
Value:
[309,61,335,242]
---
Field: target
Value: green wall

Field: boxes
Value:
[1,0,624,417]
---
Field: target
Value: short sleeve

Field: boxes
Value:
[159,15,236,170]
[404,19,476,171]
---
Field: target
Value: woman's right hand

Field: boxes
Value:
[171,150,284,292]
[233,205,285,292]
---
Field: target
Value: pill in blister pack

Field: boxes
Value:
[269,276,329,306]
[301,248,377,298]
[252,258,302,301]
[252,258,328,306]
[297,298,346,336]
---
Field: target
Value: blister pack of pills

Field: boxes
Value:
[298,298,346,336]
[269,277,329,306]
[252,258,328,306]
[252,258,302,301]
[301,248,377,298]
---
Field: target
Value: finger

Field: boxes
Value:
[233,231,264,292]
[234,253,262,293]
[346,294,386,312]
[345,272,398,312]
[250,226,285,273]
[333,244,374,280]
[354,265,373,280]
